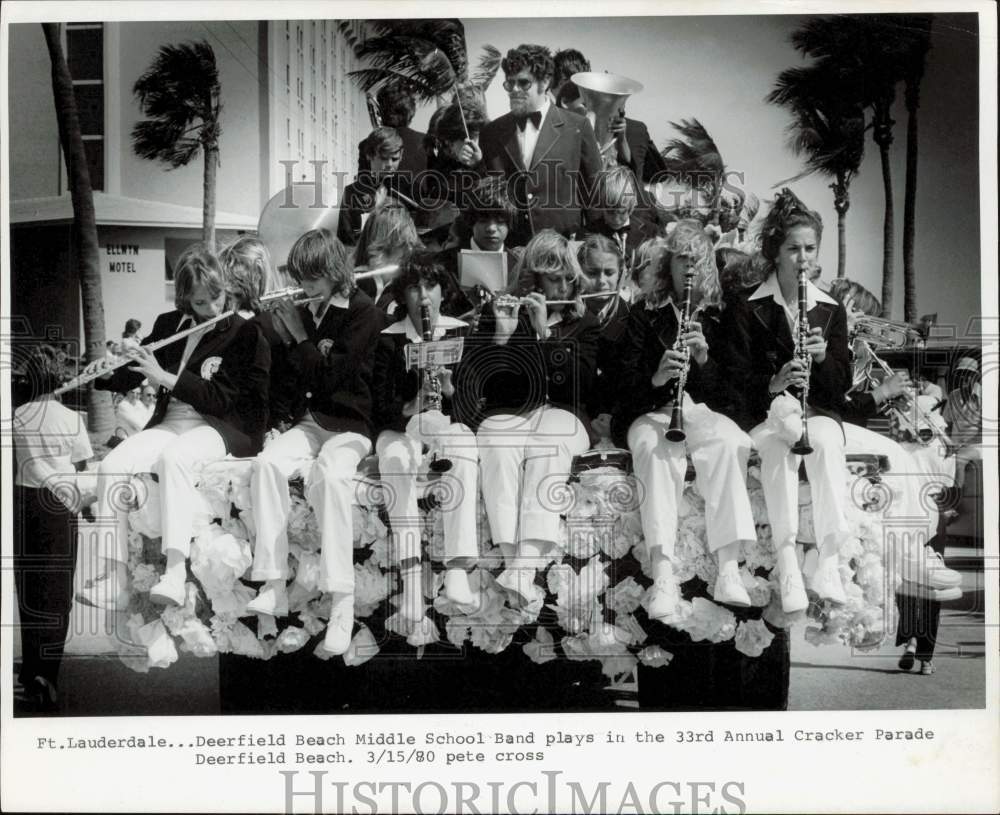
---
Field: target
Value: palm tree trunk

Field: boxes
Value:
[902,82,920,323]
[203,143,217,250]
[42,23,114,438]
[875,112,895,318]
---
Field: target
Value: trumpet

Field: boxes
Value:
[790,268,814,455]
[851,339,953,449]
[665,268,696,443]
[851,315,927,350]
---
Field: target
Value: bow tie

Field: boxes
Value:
[515,111,543,131]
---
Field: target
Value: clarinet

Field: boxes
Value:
[790,268,814,455]
[665,268,696,443]
[418,303,452,472]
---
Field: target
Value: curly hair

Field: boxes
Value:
[553,48,590,87]
[512,229,585,317]
[434,101,487,145]
[219,236,276,311]
[12,342,72,401]
[173,243,227,315]
[286,229,353,296]
[353,202,422,272]
[578,233,624,275]
[390,250,460,314]
[759,188,823,265]
[653,219,721,310]
[501,44,554,86]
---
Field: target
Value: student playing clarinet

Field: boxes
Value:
[722,190,851,613]
[372,252,480,619]
[616,220,758,619]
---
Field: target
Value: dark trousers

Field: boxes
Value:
[895,594,941,662]
[13,486,78,687]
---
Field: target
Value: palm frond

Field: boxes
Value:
[470,44,502,91]
[660,118,725,188]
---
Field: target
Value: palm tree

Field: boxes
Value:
[900,14,934,323]
[339,19,501,115]
[131,41,222,249]
[767,61,867,278]
[791,15,910,316]
[42,23,113,437]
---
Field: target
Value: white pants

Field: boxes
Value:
[953,444,982,489]
[376,425,479,565]
[96,415,226,564]
[844,423,943,555]
[751,415,849,551]
[476,405,590,547]
[250,414,370,593]
[628,397,757,557]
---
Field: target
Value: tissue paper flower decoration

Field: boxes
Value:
[197,468,233,521]
[275,626,310,654]
[129,475,162,538]
[131,563,160,594]
[605,577,644,617]
[638,645,673,668]
[136,619,180,670]
[190,526,252,600]
[674,597,737,643]
[287,497,320,552]
[523,626,558,664]
[354,559,392,618]
[256,614,279,640]
[344,625,380,666]
[734,618,775,658]
[292,550,322,592]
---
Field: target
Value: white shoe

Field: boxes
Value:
[779,571,809,613]
[443,569,476,606]
[810,559,847,604]
[647,576,682,623]
[713,571,752,607]
[149,573,186,607]
[246,581,289,616]
[323,594,355,655]
[497,567,537,608]
[901,546,962,589]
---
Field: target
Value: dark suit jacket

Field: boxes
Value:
[278,290,383,439]
[453,306,599,430]
[623,118,666,184]
[480,106,602,243]
[357,126,427,176]
[96,310,271,457]
[372,323,468,434]
[612,299,732,444]
[721,285,850,431]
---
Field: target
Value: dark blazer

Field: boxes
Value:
[279,290,383,439]
[251,311,294,431]
[371,321,468,434]
[453,305,599,431]
[623,118,666,184]
[96,310,271,457]
[480,105,602,243]
[721,283,850,432]
[587,295,631,421]
[612,299,733,444]
[419,151,486,208]
[357,126,427,176]
[337,172,416,247]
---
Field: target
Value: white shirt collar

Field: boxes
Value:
[747,273,838,311]
[382,314,467,342]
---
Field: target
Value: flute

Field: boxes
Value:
[54,288,321,395]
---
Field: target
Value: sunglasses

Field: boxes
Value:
[502,78,536,92]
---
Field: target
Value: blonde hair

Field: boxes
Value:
[654,219,721,310]
[594,165,639,212]
[219,236,280,311]
[172,243,227,315]
[353,202,421,268]
[513,229,585,318]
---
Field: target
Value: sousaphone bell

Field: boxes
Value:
[571,71,644,161]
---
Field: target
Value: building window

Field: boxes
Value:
[65,22,104,191]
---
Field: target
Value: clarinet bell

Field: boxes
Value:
[791,427,813,456]
[664,402,686,443]
[429,453,453,473]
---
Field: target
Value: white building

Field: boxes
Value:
[9,19,368,345]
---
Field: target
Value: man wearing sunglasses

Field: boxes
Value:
[479,43,601,246]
